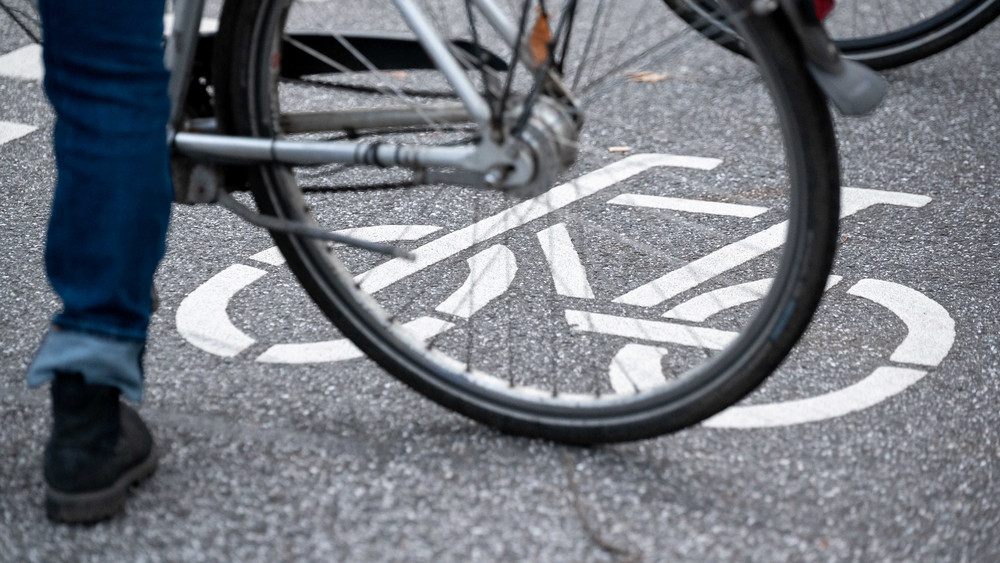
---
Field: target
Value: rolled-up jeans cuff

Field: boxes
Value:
[27,329,145,402]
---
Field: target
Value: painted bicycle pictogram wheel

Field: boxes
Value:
[178,157,953,432]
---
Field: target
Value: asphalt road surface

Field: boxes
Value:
[2,4,999,561]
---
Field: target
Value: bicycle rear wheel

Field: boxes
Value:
[213,0,839,444]
[666,0,1000,69]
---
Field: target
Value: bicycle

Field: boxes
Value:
[1,0,880,444]
[666,0,1000,69]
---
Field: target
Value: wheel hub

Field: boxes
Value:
[496,95,581,199]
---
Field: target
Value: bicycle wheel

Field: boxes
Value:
[213,0,839,444]
[665,0,1000,69]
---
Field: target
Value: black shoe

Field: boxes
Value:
[44,373,158,524]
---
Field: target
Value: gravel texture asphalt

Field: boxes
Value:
[2,2,1000,561]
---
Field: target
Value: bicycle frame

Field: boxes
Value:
[169,0,552,178]
[8,0,882,179]
[164,0,884,193]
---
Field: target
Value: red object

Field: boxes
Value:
[814,0,835,20]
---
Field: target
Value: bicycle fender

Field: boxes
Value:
[807,58,888,116]
[777,0,888,116]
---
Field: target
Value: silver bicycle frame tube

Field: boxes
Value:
[174,131,479,168]
[168,0,538,173]
[392,0,492,128]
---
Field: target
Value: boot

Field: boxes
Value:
[44,372,158,523]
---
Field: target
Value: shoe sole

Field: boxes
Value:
[45,447,160,524]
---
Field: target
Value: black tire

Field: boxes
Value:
[665,0,1000,70]
[213,0,840,444]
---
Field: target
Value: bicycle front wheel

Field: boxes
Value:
[213,0,840,444]
[666,0,1000,69]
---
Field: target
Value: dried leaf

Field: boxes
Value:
[625,70,670,83]
[530,7,553,65]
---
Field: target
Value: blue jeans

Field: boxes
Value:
[27,0,172,402]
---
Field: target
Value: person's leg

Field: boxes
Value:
[28,0,172,523]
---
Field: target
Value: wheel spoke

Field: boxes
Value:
[212,0,840,442]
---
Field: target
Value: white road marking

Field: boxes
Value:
[180,224,448,358]
[607,194,768,217]
[176,265,266,357]
[537,223,595,299]
[0,121,37,146]
[176,155,948,429]
[357,154,721,294]
[249,225,443,266]
[612,276,952,427]
[848,279,955,367]
[0,18,224,85]
[663,276,843,322]
[0,44,42,81]
[162,15,220,34]
[435,245,516,319]
[615,222,787,307]
[609,344,672,394]
[615,187,933,308]
[0,18,227,84]
[565,310,736,350]
[664,278,773,322]
[259,244,515,363]
[260,334,366,363]
[256,316,454,364]
[703,367,927,428]
[841,187,932,213]
[249,248,286,266]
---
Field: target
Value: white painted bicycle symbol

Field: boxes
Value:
[177,155,954,429]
